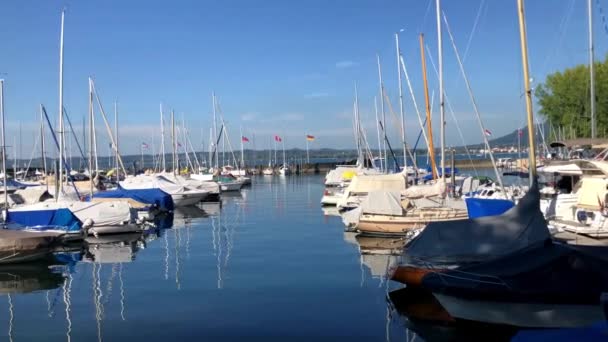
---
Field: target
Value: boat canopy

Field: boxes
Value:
[325,166,358,185]
[405,180,551,265]
[346,174,406,194]
[89,186,174,212]
[403,179,446,199]
[360,191,403,216]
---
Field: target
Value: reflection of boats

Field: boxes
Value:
[84,233,144,263]
[0,262,65,294]
[389,287,519,342]
[199,202,221,217]
[174,205,208,221]
[321,206,341,217]
[355,235,407,255]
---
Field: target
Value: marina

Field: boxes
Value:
[3,0,608,340]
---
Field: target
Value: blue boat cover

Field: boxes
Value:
[89,186,174,211]
[465,197,515,218]
[6,208,82,232]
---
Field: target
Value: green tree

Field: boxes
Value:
[535,57,608,139]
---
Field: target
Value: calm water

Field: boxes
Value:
[0,175,419,341]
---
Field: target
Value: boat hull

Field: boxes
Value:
[171,193,206,206]
[357,210,469,236]
[434,293,604,328]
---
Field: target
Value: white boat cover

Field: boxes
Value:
[11,200,133,227]
[325,167,357,185]
[538,163,582,175]
[402,179,446,199]
[120,175,209,197]
[360,191,403,216]
[346,174,406,194]
[13,188,50,205]
[575,177,606,209]
[405,180,551,264]
[190,173,214,182]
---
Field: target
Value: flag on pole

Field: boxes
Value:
[484,129,492,137]
[142,142,149,149]
[274,135,282,142]
[518,129,523,137]
[242,136,250,142]
[306,135,315,141]
[177,142,182,147]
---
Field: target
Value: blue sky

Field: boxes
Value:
[0,0,606,157]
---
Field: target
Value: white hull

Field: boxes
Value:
[220,181,243,192]
[321,194,341,206]
[434,293,604,328]
[262,168,274,176]
[171,193,206,206]
[88,224,143,236]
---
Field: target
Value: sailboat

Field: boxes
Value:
[262,137,274,175]
[389,0,608,329]
[342,23,469,234]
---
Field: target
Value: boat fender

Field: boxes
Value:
[83,218,94,228]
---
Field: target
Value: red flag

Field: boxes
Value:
[306,135,315,141]
[274,135,282,142]
[141,142,149,149]
[518,129,523,137]
[242,136,249,142]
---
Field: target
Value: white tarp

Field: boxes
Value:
[402,179,446,199]
[325,167,357,185]
[341,207,362,228]
[360,191,403,216]
[538,163,582,176]
[576,177,606,209]
[13,188,50,205]
[346,174,406,194]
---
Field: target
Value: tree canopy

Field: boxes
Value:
[535,56,608,139]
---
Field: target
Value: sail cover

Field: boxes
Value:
[405,180,551,264]
[89,186,174,211]
[360,191,403,216]
[347,174,406,194]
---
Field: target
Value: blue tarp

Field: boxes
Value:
[89,186,174,211]
[6,208,82,232]
[465,197,515,218]
[423,167,459,181]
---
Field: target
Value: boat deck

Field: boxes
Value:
[553,231,608,246]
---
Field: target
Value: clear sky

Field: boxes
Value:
[0,0,606,158]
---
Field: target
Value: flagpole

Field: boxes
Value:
[306,136,309,164]
[141,143,144,172]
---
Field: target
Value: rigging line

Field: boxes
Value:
[425,44,478,176]
[540,0,576,75]
[597,0,608,36]
[442,10,506,195]
[463,0,486,62]
[418,0,434,33]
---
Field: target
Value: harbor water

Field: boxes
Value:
[0,175,413,341]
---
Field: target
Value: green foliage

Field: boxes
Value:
[535,57,608,139]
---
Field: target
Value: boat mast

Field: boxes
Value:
[374,96,383,171]
[517,0,537,183]
[354,83,363,166]
[114,101,119,181]
[240,125,244,170]
[0,80,7,213]
[376,54,387,173]
[40,105,48,187]
[160,103,166,172]
[171,110,176,175]
[88,78,94,196]
[589,0,596,138]
[436,0,446,179]
[420,34,437,179]
[396,31,408,178]
[212,92,218,169]
[57,9,66,197]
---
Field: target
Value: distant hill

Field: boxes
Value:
[463,122,550,149]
